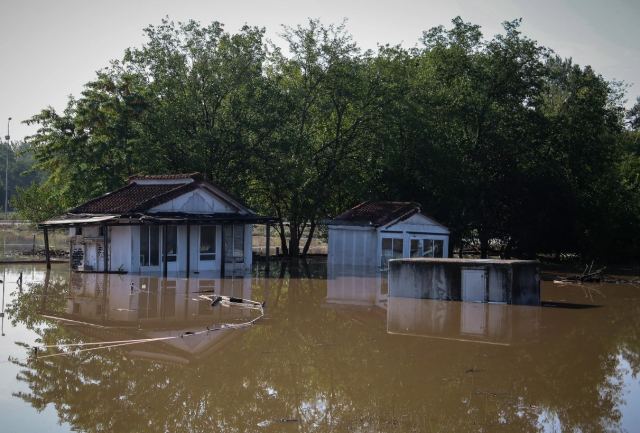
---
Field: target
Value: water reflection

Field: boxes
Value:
[2,263,640,432]
[387,297,541,346]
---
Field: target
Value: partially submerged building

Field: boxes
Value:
[326,201,450,269]
[388,258,541,305]
[39,173,275,275]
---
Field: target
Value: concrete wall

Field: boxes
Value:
[388,258,540,306]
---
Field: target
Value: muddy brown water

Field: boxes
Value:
[0,262,639,432]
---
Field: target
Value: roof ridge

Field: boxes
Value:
[128,172,202,182]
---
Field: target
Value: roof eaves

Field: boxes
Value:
[378,206,421,229]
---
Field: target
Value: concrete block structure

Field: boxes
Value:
[388,258,540,305]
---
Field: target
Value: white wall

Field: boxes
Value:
[130,226,140,273]
[109,226,132,272]
[244,224,253,270]
[74,222,254,274]
[149,190,237,214]
[328,212,451,270]
[327,226,378,268]
[382,212,450,259]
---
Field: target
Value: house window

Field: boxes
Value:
[165,226,177,262]
[223,224,245,263]
[434,240,444,257]
[200,226,216,261]
[381,237,403,268]
[409,238,445,258]
[140,226,160,266]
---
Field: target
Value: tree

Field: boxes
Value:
[247,20,382,256]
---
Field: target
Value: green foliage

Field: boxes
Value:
[11,182,65,223]
[17,16,640,260]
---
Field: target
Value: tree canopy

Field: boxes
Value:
[20,17,640,260]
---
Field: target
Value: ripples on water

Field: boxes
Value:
[0,262,639,432]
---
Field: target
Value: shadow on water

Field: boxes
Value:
[1,260,639,433]
[540,301,602,309]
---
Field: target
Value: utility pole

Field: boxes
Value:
[4,117,10,219]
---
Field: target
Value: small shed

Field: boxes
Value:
[325,201,450,269]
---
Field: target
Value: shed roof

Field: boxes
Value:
[326,201,421,227]
[128,172,202,182]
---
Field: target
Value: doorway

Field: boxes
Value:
[462,268,487,302]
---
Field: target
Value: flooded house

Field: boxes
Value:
[39,173,274,275]
[326,201,450,269]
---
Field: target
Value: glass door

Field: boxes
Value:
[198,225,217,270]
[223,224,245,264]
[381,237,403,269]
[140,226,160,270]
[163,225,178,272]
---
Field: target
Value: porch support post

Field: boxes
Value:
[220,224,225,277]
[186,224,191,275]
[102,225,108,273]
[265,223,270,275]
[162,224,168,277]
[43,227,51,269]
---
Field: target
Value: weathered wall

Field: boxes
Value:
[328,226,378,267]
[388,259,540,305]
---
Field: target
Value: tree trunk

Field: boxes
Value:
[277,220,288,256]
[288,221,300,257]
[479,233,489,259]
[301,220,317,256]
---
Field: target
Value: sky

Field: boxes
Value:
[0,0,638,141]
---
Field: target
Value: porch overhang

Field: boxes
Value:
[38,212,277,228]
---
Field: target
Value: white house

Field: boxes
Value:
[326,201,450,269]
[40,173,274,275]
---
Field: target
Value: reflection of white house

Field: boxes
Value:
[55,272,255,363]
[326,263,388,309]
[40,173,274,275]
[65,272,253,325]
[326,201,450,269]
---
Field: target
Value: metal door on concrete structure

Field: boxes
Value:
[462,268,487,302]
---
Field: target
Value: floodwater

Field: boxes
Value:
[0,262,639,433]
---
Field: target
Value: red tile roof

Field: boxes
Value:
[72,182,196,214]
[328,201,420,227]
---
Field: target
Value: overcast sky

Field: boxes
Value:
[1,0,638,141]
